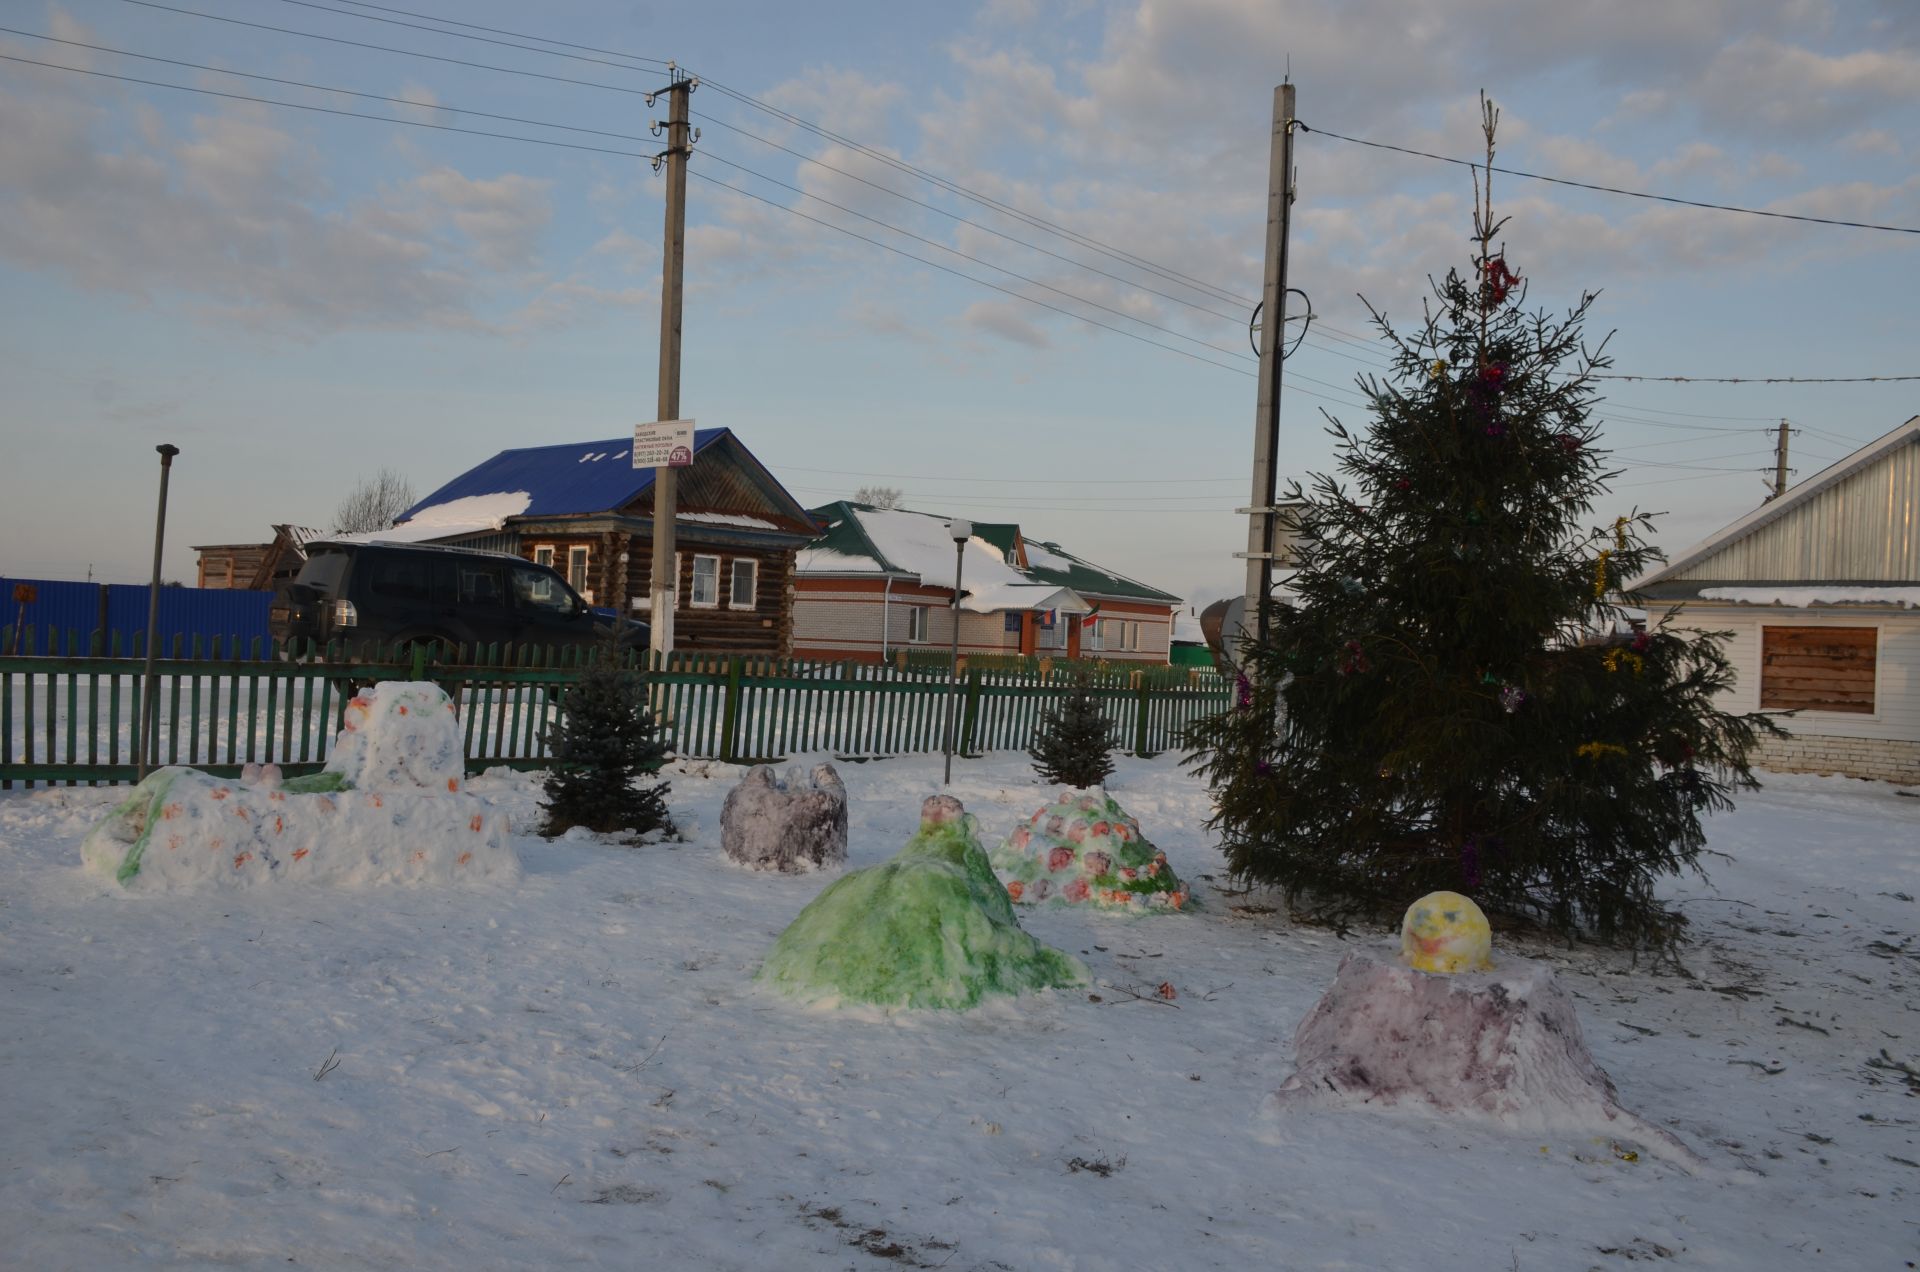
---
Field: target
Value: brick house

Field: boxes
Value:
[1634,414,1920,785]
[793,501,1180,663]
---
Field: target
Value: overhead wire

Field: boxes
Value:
[1296,122,1920,235]
[248,0,1262,312]
[116,0,669,96]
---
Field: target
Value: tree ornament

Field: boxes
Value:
[1429,359,1448,380]
[1498,685,1527,713]
[1338,640,1370,676]
[1481,255,1520,307]
[1576,741,1629,760]
[1592,549,1612,599]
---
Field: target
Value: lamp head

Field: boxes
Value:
[948,519,972,543]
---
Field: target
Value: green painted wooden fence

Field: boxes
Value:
[0,626,1231,789]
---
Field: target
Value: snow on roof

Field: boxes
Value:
[681,511,781,530]
[333,491,532,544]
[963,583,1092,615]
[852,507,1037,604]
[1698,586,1920,609]
[796,545,888,574]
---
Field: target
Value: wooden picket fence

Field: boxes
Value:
[0,625,1231,788]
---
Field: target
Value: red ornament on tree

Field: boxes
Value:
[1482,255,1519,306]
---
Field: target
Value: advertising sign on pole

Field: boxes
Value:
[633,419,696,469]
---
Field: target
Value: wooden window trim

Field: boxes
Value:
[690,554,722,609]
[728,558,758,611]
[1759,625,1877,715]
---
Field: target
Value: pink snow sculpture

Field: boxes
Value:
[719,763,849,873]
[1274,951,1700,1166]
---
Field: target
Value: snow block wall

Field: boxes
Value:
[80,682,518,890]
[720,764,849,873]
[991,790,1189,911]
[1275,951,1699,1166]
[756,794,1089,1010]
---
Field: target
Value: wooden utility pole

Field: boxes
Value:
[136,443,180,780]
[1766,418,1792,501]
[648,68,695,654]
[1238,82,1296,656]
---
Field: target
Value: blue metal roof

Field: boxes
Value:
[401,428,729,521]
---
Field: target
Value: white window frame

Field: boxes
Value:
[567,545,590,598]
[728,558,758,610]
[690,554,722,609]
[1085,618,1104,652]
[532,544,555,570]
[908,605,930,644]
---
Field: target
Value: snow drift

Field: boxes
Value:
[80,681,517,890]
[1275,950,1700,1166]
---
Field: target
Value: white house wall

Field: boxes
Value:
[1652,602,1920,783]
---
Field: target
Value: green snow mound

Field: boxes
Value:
[756,794,1090,1010]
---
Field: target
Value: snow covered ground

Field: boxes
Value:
[1,754,1915,1269]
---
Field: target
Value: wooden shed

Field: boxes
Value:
[1634,415,1920,785]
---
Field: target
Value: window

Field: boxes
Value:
[907,606,930,644]
[567,546,590,599]
[1760,626,1876,714]
[690,554,721,607]
[457,564,506,607]
[729,559,758,609]
[510,565,575,615]
[1098,618,1132,651]
[1004,612,1023,633]
[368,558,431,601]
[532,545,554,570]
[1085,617,1103,652]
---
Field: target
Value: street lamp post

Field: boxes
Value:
[941,519,971,786]
[135,444,180,780]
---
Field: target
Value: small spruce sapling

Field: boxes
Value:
[540,652,673,840]
[1031,671,1118,789]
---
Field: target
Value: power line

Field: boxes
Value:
[117,0,667,98]
[690,109,1255,327]
[693,148,1269,369]
[1296,122,1920,236]
[264,0,669,69]
[2,25,1292,376]
[0,49,1352,391]
[686,167,1268,381]
[1589,373,1920,384]
[773,463,1251,486]
[233,0,1263,313]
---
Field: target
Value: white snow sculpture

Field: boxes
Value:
[720,763,848,873]
[81,681,517,891]
[1275,950,1700,1166]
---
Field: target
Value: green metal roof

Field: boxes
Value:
[1019,539,1181,605]
[802,502,1179,605]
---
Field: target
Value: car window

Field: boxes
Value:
[295,550,349,594]
[511,565,577,616]
[369,557,432,601]
[457,564,507,607]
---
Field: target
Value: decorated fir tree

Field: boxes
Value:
[540,653,673,840]
[1187,98,1779,947]
[1031,672,1118,789]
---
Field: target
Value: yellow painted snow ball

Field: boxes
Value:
[1400,890,1493,974]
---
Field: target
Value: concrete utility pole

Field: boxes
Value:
[1766,418,1792,501]
[1238,82,1296,657]
[648,67,696,655]
[136,443,180,780]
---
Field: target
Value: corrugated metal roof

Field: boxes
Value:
[400,430,726,521]
[1636,415,1920,589]
[798,501,1179,607]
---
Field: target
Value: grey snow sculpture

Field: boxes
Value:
[720,763,849,873]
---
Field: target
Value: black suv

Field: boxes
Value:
[271,541,646,654]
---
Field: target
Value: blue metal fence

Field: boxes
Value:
[2,577,272,658]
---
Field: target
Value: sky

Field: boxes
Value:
[1,0,1915,605]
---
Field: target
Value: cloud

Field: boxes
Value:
[959,299,1054,348]
[0,17,579,334]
